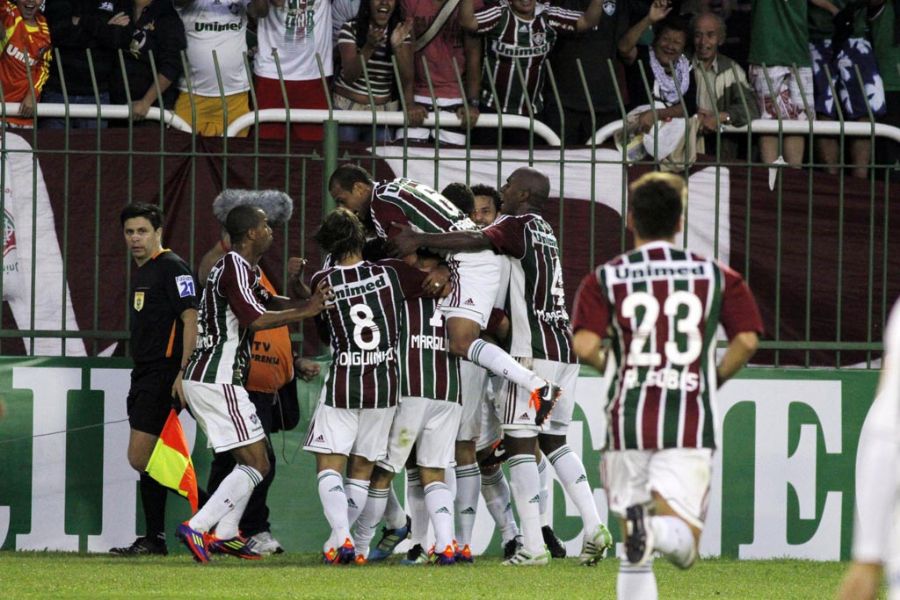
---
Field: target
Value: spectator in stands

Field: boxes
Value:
[108,0,186,123]
[42,1,132,129]
[0,0,52,128]
[254,0,332,142]
[868,0,900,176]
[174,0,268,137]
[542,0,631,146]
[457,0,606,145]
[808,0,885,178]
[334,0,415,142]
[619,2,693,132]
[691,11,758,159]
[399,0,481,145]
[747,0,813,167]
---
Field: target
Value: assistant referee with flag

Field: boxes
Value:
[111,203,199,556]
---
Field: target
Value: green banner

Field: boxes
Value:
[0,358,877,558]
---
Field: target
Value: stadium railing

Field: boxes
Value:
[0,50,897,368]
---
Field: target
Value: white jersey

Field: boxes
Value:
[851,300,900,595]
[254,0,333,81]
[177,0,252,96]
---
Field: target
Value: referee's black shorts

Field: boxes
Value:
[127,362,180,435]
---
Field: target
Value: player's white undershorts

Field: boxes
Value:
[457,360,488,441]
[304,402,396,461]
[182,381,265,452]
[601,448,713,530]
[497,358,579,433]
[440,249,507,329]
[378,397,461,472]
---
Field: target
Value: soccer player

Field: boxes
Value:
[837,300,900,600]
[352,256,462,565]
[112,203,198,556]
[328,164,562,425]
[571,172,762,599]
[177,205,329,563]
[389,167,613,566]
[304,208,437,565]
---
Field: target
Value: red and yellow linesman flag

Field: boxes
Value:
[145,409,199,513]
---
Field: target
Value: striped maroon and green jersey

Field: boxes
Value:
[483,213,573,363]
[474,3,581,114]
[311,258,427,409]
[370,178,475,240]
[184,252,270,386]
[400,297,461,403]
[572,241,763,451]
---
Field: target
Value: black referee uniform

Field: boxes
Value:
[127,250,198,434]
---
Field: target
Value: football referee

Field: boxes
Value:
[111,203,199,556]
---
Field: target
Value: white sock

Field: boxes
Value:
[213,485,252,540]
[424,481,455,551]
[454,464,481,547]
[481,468,519,542]
[538,455,551,527]
[507,454,543,555]
[618,558,658,600]
[345,478,369,527]
[316,469,351,551]
[651,516,696,568]
[407,468,430,548]
[547,445,601,532]
[467,339,544,391]
[443,467,457,539]
[354,487,389,557]
[189,464,261,533]
[384,485,408,530]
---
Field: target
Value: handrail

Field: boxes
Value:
[0,102,192,133]
[590,119,900,146]
[224,108,563,146]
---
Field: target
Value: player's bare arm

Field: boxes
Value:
[716,331,759,386]
[249,280,333,331]
[572,329,608,373]
[171,308,198,407]
[388,222,492,257]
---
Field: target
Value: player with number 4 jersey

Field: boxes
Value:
[572,172,762,600]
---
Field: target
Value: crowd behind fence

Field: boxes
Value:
[2,0,900,368]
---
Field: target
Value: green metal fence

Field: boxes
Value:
[1,49,898,368]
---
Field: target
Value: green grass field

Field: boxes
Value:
[0,553,861,599]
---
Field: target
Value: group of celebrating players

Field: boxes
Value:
[143,163,762,599]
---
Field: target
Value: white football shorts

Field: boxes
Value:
[182,381,266,453]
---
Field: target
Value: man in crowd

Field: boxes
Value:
[112,203,198,556]
[0,0,52,127]
[571,172,761,599]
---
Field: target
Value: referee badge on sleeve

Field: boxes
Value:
[134,291,145,311]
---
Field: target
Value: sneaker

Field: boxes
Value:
[209,535,262,560]
[430,544,457,566]
[542,525,567,558]
[579,523,614,566]
[503,535,523,560]
[502,547,551,566]
[479,440,508,468]
[109,536,168,556]
[529,383,561,426]
[625,504,654,566]
[401,543,428,565]
[455,544,473,563]
[354,554,368,565]
[250,531,284,555]
[336,538,356,564]
[176,522,211,563]
[368,515,411,562]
